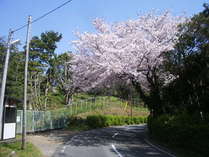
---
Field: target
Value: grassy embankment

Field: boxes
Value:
[67,94,149,131]
[51,93,149,119]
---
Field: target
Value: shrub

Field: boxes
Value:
[148,114,209,156]
[86,115,147,128]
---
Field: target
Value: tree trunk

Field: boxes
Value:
[65,92,73,105]
[44,80,49,110]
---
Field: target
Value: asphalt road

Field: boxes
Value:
[53,125,175,157]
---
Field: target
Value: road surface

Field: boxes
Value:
[53,125,175,157]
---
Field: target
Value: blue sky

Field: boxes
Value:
[0,0,208,54]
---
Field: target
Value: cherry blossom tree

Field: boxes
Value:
[71,11,184,96]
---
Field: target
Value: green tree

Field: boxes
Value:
[6,52,24,103]
[28,31,62,109]
[0,38,24,108]
[162,3,209,116]
[53,52,72,105]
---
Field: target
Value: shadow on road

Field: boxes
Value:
[60,125,171,157]
[66,125,146,146]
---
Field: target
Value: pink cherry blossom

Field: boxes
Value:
[70,11,185,92]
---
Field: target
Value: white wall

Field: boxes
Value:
[3,123,16,140]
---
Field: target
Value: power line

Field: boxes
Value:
[12,0,73,33]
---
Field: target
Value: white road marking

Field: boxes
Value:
[144,139,176,157]
[60,146,66,154]
[112,133,119,138]
[111,144,123,157]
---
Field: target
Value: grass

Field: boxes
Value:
[0,140,43,157]
[67,94,149,131]
[70,93,149,117]
[49,93,149,118]
[52,94,149,117]
[50,94,115,115]
[76,102,149,118]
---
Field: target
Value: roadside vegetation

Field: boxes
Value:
[68,115,147,131]
[51,93,148,120]
[148,114,209,157]
[66,94,149,131]
[0,141,42,157]
[72,93,149,117]
[86,115,147,128]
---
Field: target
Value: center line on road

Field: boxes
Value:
[112,133,119,138]
[60,146,66,154]
[111,144,123,157]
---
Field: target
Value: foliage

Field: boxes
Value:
[0,141,42,157]
[87,78,140,100]
[68,116,89,131]
[0,37,24,107]
[6,51,24,103]
[68,115,147,131]
[161,3,209,116]
[0,31,72,109]
[148,114,209,157]
[55,52,73,105]
[146,6,209,156]
[28,31,63,109]
[46,92,65,109]
[86,115,147,129]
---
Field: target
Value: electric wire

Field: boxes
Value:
[12,0,73,33]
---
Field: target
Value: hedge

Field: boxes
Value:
[148,114,209,156]
[86,115,147,128]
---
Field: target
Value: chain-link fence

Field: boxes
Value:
[16,96,145,133]
[16,110,67,133]
[68,96,145,115]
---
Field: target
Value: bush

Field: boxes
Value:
[68,116,89,131]
[68,116,87,126]
[148,114,209,156]
[86,115,147,128]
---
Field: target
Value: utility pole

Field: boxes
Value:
[22,15,32,150]
[0,30,13,140]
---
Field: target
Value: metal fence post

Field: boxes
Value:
[86,100,87,111]
[32,111,35,132]
[71,105,73,116]
[81,100,82,112]
[102,97,103,108]
[76,102,77,114]
[50,111,53,130]
[20,110,23,133]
